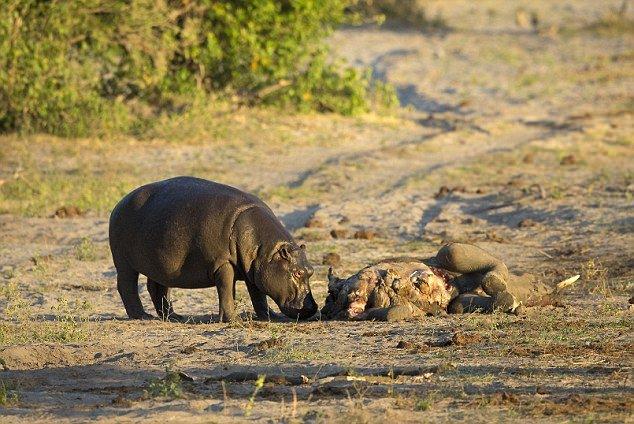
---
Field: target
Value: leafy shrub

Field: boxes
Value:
[0,0,397,137]
[0,381,19,406]
[147,368,183,399]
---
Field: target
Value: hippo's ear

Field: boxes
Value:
[327,267,338,284]
[300,244,306,250]
[278,243,293,261]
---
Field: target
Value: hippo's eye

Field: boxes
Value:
[293,270,303,279]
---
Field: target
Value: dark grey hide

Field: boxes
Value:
[109,177,317,322]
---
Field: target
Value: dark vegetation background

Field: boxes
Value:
[0,0,400,137]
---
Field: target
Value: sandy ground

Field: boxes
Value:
[1,1,633,422]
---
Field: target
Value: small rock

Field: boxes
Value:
[434,186,451,199]
[451,331,482,346]
[536,386,550,395]
[560,154,577,165]
[353,229,377,240]
[304,216,324,228]
[396,340,415,349]
[330,229,349,239]
[1,266,14,279]
[178,371,195,382]
[517,218,537,228]
[111,395,133,408]
[395,340,430,353]
[205,402,224,412]
[338,216,350,224]
[52,205,83,219]
[255,338,284,351]
[322,252,341,267]
[485,230,506,243]
[30,255,52,266]
[295,230,330,242]
[462,218,474,225]
[181,345,198,354]
[434,185,467,199]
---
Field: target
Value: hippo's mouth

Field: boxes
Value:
[279,293,318,319]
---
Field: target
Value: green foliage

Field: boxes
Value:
[0,0,396,137]
[74,237,97,262]
[244,374,266,416]
[0,381,19,406]
[0,296,91,345]
[147,368,183,399]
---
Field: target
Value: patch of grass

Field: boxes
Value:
[0,281,20,302]
[575,12,634,37]
[262,339,322,363]
[243,374,266,417]
[0,170,133,217]
[581,258,610,296]
[74,237,97,262]
[0,267,15,280]
[415,398,431,411]
[0,381,19,406]
[515,73,540,88]
[0,296,92,345]
[147,368,183,399]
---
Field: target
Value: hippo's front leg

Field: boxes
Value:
[245,282,284,321]
[215,263,240,323]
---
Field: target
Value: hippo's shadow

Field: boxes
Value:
[279,204,320,232]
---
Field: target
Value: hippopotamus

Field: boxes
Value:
[109,176,318,322]
[322,243,571,321]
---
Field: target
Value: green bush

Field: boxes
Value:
[0,0,397,137]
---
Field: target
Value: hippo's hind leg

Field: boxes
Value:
[147,280,185,322]
[115,265,153,320]
[436,243,509,296]
[215,263,240,323]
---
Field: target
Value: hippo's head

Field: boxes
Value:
[260,242,317,319]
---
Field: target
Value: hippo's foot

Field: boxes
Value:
[220,311,241,323]
[481,271,508,296]
[254,308,287,322]
[129,311,155,320]
[491,291,516,312]
[493,291,523,315]
[160,312,187,323]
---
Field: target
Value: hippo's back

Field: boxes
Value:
[109,177,268,287]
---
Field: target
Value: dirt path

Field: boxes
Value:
[1,1,633,422]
